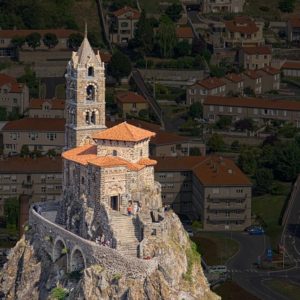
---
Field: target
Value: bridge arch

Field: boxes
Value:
[70,246,86,272]
[53,237,68,272]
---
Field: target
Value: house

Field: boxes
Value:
[109,6,140,44]
[202,0,245,14]
[186,77,226,105]
[1,118,65,155]
[203,96,300,127]
[0,156,62,218]
[27,98,65,118]
[287,16,300,42]
[239,46,272,70]
[223,16,264,48]
[154,155,252,231]
[281,61,300,78]
[115,91,148,118]
[0,29,78,58]
[176,26,194,44]
[0,74,29,116]
[224,73,244,96]
[259,66,281,92]
[242,70,262,95]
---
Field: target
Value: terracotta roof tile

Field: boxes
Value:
[0,29,78,39]
[259,66,280,75]
[99,51,112,63]
[151,131,191,145]
[282,61,300,70]
[29,98,65,110]
[243,70,262,79]
[289,17,300,28]
[176,26,194,39]
[242,46,271,55]
[113,6,140,19]
[2,118,65,131]
[93,121,155,142]
[196,77,226,90]
[225,16,259,34]
[116,91,147,104]
[225,73,243,83]
[154,156,251,186]
[204,96,300,111]
[0,74,24,93]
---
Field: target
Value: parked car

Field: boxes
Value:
[248,226,265,235]
[208,265,228,274]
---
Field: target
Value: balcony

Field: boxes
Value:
[22,180,33,188]
[207,214,246,221]
[207,202,247,210]
[207,194,247,202]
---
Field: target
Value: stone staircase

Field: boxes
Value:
[110,212,141,257]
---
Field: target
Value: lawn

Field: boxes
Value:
[252,182,292,248]
[264,279,300,300]
[139,0,179,14]
[215,281,260,300]
[192,232,239,265]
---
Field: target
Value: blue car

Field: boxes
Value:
[248,226,265,235]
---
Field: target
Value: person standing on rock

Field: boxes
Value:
[127,204,132,216]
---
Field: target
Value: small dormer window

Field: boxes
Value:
[88,66,94,77]
[113,150,117,156]
[86,85,95,101]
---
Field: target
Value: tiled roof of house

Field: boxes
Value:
[93,121,156,142]
[0,156,62,173]
[259,66,280,75]
[154,156,251,186]
[196,77,226,89]
[243,70,262,79]
[204,96,300,111]
[0,29,77,39]
[116,91,147,104]
[99,51,112,63]
[282,61,300,70]
[176,26,193,39]
[289,16,300,28]
[29,98,65,110]
[0,74,24,93]
[151,131,191,145]
[106,118,162,132]
[225,73,243,83]
[62,144,156,171]
[2,118,65,131]
[242,46,271,55]
[113,6,140,19]
[225,16,259,34]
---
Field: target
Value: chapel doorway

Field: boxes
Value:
[110,196,119,211]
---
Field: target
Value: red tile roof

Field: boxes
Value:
[282,61,300,70]
[0,156,62,173]
[225,16,259,34]
[151,131,191,145]
[176,26,194,39]
[99,51,112,63]
[154,156,251,186]
[29,98,65,110]
[204,96,300,111]
[93,121,155,142]
[289,17,300,28]
[2,118,65,131]
[116,91,147,104]
[242,46,271,55]
[196,77,226,90]
[243,70,262,79]
[0,74,24,93]
[0,29,78,39]
[259,66,280,75]
[113,6,140,19]
[225,73,243,83]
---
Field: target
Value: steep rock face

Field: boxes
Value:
[0,214,220,300]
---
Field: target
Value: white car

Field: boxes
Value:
[208,265,228,274]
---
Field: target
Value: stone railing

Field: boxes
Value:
[29,203,158,278]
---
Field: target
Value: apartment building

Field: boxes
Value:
[259,66,281,92]
[154,156,252,231]
[242,70,262,95]
[287,16,300,42]
[115,91,149,118]
[186,77,226,105]
[0,74,29,115]
[281,61,300,78]
[203,96,300,127]
[224,73,244,96]
[27,98,65,118]
[176,26,194,44]
[202,0,245,13]
[239,46,272,70]
[223,16,264,48]
[1,118,65,155]
[110,6,140,44]
[0,156,62,218]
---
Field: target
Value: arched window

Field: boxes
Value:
[86,85,95,101]
[85,112,90,124]
[91,111,96,124]
[112,150,117,156]
[88,66,94,77]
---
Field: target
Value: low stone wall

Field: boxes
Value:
[29,204,158,279]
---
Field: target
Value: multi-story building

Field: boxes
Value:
[186,77,226,105]
[203,96,300,127]
[287,16,300,42]
[154,156,252,231]
[115,91,149,118]
[259,66,281,92]
[0,156,62,218]
[242,70,262,95]
[239,46,272,70]
[223,16,264,48]
[109,6,141,44]
[27,98,65,118]
[202,0,245,13]
[224,73,244,96]
[281,61,300,78]
[0,74,29,115]
[1,118,65,155]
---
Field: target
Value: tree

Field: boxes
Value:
[244,86,255,96]
[43,33,58,49]
[165,4,182,22]
[158,15,176,58]
[234,118,255,132]
[109,50,132,81]
[207,134,225,152]
[215,116,232,130]
[0,106,7,121]
[67,33,83,50]
[4,197,19,229]
[18,66,39,98]
[278,0,296,13]
[87,32,102,48]
[231,140,240,152]
[278,123,297,138]
[190,147,201,156]
[25,32,41,50]
[255,168,274,194]
[189,102,203,119]
[20,145,30,157]
[11,36,25,49]
[238,147,260,176]
[174,40,192,57]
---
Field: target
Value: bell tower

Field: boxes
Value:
[65,26,106,149]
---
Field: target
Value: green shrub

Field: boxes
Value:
[192,220,203,230]
[183,241,201,282]
[50,286,68,300]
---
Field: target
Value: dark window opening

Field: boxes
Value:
[86,85,95,101]
[112,150,117,156]
[91,111,96,124]
[88,66,94,77]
